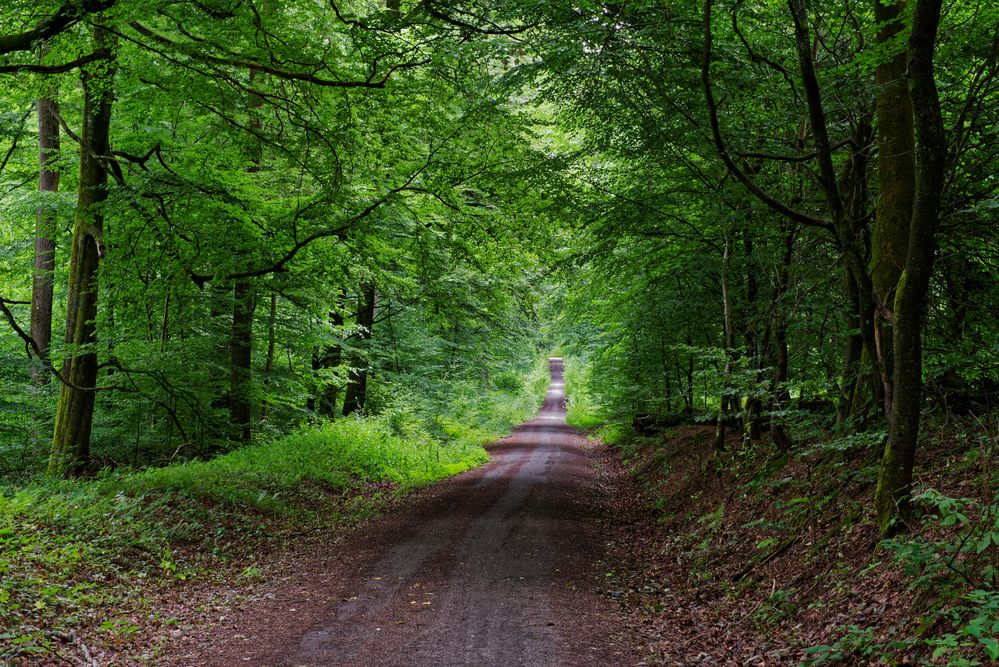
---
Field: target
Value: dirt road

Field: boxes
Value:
[175,358,634,666]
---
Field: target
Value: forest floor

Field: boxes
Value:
[140,360,638,666]
[600,421,997,666]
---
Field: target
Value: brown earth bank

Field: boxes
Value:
[601,420,998,666]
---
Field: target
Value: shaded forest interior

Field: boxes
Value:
[0,0,997,664]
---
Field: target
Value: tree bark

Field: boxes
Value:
[49,33,114,476]
[870,0,916,421]
[715,232,734,452]
[31,94,60,384]
[875,0,946,536]
[230,279,255,442]
[771,222,795,452]
[342,283,376,416]
[259,292,277,422]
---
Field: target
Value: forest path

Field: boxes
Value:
[169,358,636,666]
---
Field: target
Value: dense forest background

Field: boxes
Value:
[0,0,997,664]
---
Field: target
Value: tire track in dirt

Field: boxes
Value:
[169,358,636,666]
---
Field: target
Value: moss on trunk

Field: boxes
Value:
[49,36,115,476]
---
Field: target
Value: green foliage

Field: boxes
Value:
[875,487,999,665]
[563,355,605,429]
[752,587,798,627]
[803,625,882,665]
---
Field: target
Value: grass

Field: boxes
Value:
[0,362,548,662]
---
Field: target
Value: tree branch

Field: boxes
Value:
[0,0,116,55]
[0,49,110,74]
[129,21,429,88]
[701,0,833,232]
[0,297,111,391]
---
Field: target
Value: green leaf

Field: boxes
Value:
[980,637,998,660]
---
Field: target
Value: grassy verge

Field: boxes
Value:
[0,365,547,662]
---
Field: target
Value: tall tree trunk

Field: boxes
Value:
[771,222,795,452]
[308,306,345,416]
[229,63,264,443]
[875,0,946,535]
[31,94,60,384]
[787,0,884,428]
[715,232,734,451]
[844,0,915,425]
[870,0,916,421]
[685,337,694,416]
[838,121,879,426]
[342,283,376,416]
[741,228,764,443]
[49,35,115,476]
[837,271,865,425]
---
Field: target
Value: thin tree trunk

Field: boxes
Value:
[787,0,882,428]
[229,62,264,443]
[49,33,115,476]
[342,283,376,416]
[715,232,734,451]
[230,279,255,442]
[742,228,764,443]
[837,271,864,425]
[771,222,795,452]
[31,94,60,384]
[875,0,946,535]
[320,307,345,417]
[259,292,277,422]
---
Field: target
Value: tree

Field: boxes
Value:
[49,27,115,475]
[30,86,59,384]
[875,0,947,535]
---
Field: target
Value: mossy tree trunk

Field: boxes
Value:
[868,0,916,422]
[49,36,115,476]
[875,0,946,535]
